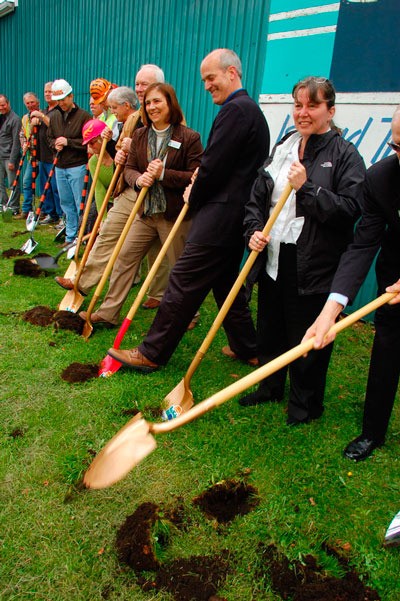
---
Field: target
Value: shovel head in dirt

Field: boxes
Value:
[34,242,76,271]
[21,236,39,255]
[25,211,36,232]
[384,510,400,547]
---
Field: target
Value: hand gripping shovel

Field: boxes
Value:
[162,182,293,417]
[61,138,108,279]
[83,291,396,489]
[78,185,149,329]
[2,146,28,222]
[58,162,122,313]
[97,194,190,362]
[21,151,60,254]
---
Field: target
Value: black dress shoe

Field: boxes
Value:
[343,435,383,461]
[238,387,282,407]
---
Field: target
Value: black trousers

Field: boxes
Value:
[257,244,333,421]
[139,242,257,365]
[362,301,400,441]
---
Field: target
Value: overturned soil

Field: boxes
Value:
[258,542,381,601]
[61,362,99,383]
[53,310,84,335]
[193,478,260,523]
[2,248,25,258]
[23,306,56,326]
[14,258,45,277]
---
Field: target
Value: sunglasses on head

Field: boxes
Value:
[387,141,400,153]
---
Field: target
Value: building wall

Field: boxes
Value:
[0,0,270,145]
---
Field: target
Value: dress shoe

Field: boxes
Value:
[107,347,159,373]
[14,211,28,219]
[343,435,383,461]
[79,311,114,327]
[286,407,324,426]
[222,345,258,367]
[239,386,283,407]
[142,297,161,309]
[55,276,87,296]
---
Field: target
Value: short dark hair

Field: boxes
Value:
[142,83,183,127]
[292,76,336,109]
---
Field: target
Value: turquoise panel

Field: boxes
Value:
[268,12,338,34]
[261,33,336,94]
[270,0,338,12]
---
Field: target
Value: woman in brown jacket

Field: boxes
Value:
[82,83,203,326]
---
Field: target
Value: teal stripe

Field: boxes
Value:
[271,0,337,11]
[268,12,338,34]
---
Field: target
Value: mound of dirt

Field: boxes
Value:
[23,306,56,326]
[2,248,25,258]
[258,543,381,601]
[14,258,45,277]
[53,310,84,335]
[193,478,260,523]
[61,363,99,383]
[116,502,160,572]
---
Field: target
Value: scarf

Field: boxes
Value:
[144,125,173,216]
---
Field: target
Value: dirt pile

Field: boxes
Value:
[61,363,99,383]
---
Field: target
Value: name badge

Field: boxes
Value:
[168,140,181,149]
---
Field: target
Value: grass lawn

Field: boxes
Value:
[0,217,399,600]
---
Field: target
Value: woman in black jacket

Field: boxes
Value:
[239,76,366,425]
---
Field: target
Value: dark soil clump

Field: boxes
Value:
[258,543,381,600]
[193,478,259,523]
[14,258,45,277]
[2,248,25,258]
[9,428,24,438]
[53,310,85,335]
[23,305,56,326]
[11,230,27,237]
[61,362,99,383]
[116,502,161,572]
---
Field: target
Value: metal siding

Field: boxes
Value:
[0,0,270,144]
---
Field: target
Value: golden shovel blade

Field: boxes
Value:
[58,289,85,312]
[162,379,194,420]
[83,414,157,489]
[63,260,77,280]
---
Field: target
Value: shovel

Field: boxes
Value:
[61,139,107,280]
[76,185,149,324]
[162,182,293,416]
[58,162,122,313]
[2,147,28,222]
[34,233,92,271]
[83,291,396,489]
[56,167,90,250]
[20,152,60,255]
[96,193,190,354]
[384,509,400,547]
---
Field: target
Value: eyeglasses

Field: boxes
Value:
[387,141,400,153]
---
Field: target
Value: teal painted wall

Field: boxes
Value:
[0,0,270,145]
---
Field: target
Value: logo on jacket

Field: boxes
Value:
[320,161,333,168]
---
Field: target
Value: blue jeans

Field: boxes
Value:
[55,164,87,242]
[39,161,62,218]
[22,159,41,214]
[0,158,21,211]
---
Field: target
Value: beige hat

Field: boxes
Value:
[51,79,73,101]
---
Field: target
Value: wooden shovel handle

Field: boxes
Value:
[154,292,395,434]
[184,182,293,384]
[82,186,149,320]
[74,137,108,262]
[74,164,123,287]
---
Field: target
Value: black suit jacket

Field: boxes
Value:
[187,89,270,247]
[332,154,400,302]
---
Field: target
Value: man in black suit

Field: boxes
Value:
[108,48,270,371]
[303,106,400,461]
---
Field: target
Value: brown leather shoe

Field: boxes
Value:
[55,276,74,290]
[221,345,259,367]
[79,311,115,327]
[107,347,159,373]
[142,297,161,309]
[187,319,197,331]
[14,212,29,220]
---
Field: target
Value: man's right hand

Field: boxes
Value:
[386,279,400,304]
[115,149,127,165]
[302,299,344,350]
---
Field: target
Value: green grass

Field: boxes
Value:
[0,219,400,600]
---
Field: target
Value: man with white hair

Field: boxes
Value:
[47,79,91,244]
[304,105,400,461]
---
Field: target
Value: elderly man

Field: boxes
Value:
[56,66,170,308]
[0,94,22,214]
[303,106,400,461]
[107,48,270,372]
[19,92,41,218]
[47,79,91,244]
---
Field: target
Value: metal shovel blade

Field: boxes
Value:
[83,414,157,489]
[21,236,38,255]
[25,211,36,232]
[54,225,66,242]
[384,510,400,547]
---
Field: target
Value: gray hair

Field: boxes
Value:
[138,64,165,83]
[107,86,138,109]
[23,91,39,103]
[216,49,242,78]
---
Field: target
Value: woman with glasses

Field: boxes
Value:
[239,76,366,426]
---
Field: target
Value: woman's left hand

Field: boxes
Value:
[288,160,307,191]
[147,158,163,180]
[249,230,269,252]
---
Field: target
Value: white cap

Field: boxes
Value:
[51,79,73,101]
